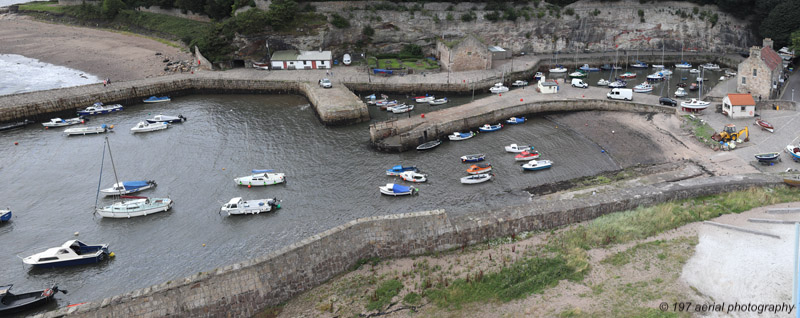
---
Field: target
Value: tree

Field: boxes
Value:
[330,13,350,28]
[791,29,800,53]
[101,0,125,19]
[759,0,800,46]
[363,25,375,37]
[266,0,298,28]
[234,8,269,35]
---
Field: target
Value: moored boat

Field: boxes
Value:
[64,124,112,135]
[631,61,648,68]
[0,120,33,132]
[756,118,774,133]
[505,144,531,153]
[379,183,418,196]
[579,64,600,72]
[415,96,435,103]
[514,150,540,161]
[466,163,492,175]
[386,165,419,176]
[479,123,502,132]
[688,83,699,91]
[42,117,84,127]
[100,180,157,196]
[235,169,286,186]
[674,87,688,97]
[568,71,587,78]
[689,68,700,74]
[221,197,280,216]
[549,65,568,73]
[633,82,654,93]
[131,121,169,133]
[680,99,710,112]
[675,62,692,69]
[77,102,123,116]
[511,80,528,86]
[784,175,800,187]
[618,72,636,79]
[376,100,398,107]
[646,72,664,80]
[460,173,492,184]
[461,154,485,163]
[428,98,448,105]
[701,63,720,70]
[448,131,475,141]
[754,152,781,164]
[391,104,415,114]
[0,284,63,315]
[608,80,627,88]
[521,159,553,171]
[416,140,441,150]
[96,196,173,218]
[506,117,526,124]
[597,79,610,86]
[22,240,110,268]
[143,96,171,103]
[146,114,186,124]
[0,208,10,222]
[399,171,427,183]
[534,72,544,81]
[489,83,509,94]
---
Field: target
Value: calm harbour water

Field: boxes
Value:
[0,91,621,314]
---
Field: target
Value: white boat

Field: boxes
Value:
[549,65,568,73]
[379,183,418,196]
[680,98,710,111]
[131,121,169,133]
[415,96,435,103]
[489,83,509,94]
[221,197,280,216]
[725,70,737,77]
[633,83,654,93]
[146,114,186,124]
[568,71,587,78]
[235,169,286,186]
[460,173,492,184]
[522,159,553,171]
[505,144,531,153]
[391,104,415,114]
[646,72,664,80]
[386,103,408,112]
[448,131,475,141]
[77,102,123,116]
[22,240,110,268]
[511,80,528,87]
[675,62,692,69]
[42,117,84,127]
[696,77,705,82]
[399,171,427,183]
[428,98,448,105]
[689,69,700,74]
[96,196,173,218]
[701,63,720,70]
[659,68,673,76]
[100,180,157,196]
[64,124,112,135]
[674,87,688,97]
[651,64,665,69]
[597,79,610,86]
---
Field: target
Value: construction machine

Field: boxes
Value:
[711,124,749,143]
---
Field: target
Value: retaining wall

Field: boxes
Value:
[39,173,781,318]
[757,100,798,111]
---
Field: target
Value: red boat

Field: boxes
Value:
[466,163,492,175]
[514,150,540,161]
[756,118,774,133]
[618,72,637,79]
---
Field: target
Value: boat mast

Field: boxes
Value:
[105,136,122,196]
[94,139,108,210]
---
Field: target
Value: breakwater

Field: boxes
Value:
[36,173,781,318]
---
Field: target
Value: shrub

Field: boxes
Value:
[362,25,374,37]
[460,12,473,22]
[101,0,125,19]
[638,9,644,18]
[233,8,269,35]
[564,8,574,15]
[330,13,350,28]
[484,11,500,22]
[446,12,453,21]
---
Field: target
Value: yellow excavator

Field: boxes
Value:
[711,124,749,143]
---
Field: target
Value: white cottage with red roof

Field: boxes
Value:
[736,38,784,100]
[722,93,756,119]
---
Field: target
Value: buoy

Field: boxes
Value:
[222,168,225,170]
[585,123,588,126]
[582,95,585,98]
[421,114,425,118]
[74,232,79,236]
[520,98,523,102]
[109,252,115,257]
[202,244,206,247]
[601,150,605,153]
[612,130,615,134]
[14,142,18,145]
[248,185,251,188]
[499,93,502,96]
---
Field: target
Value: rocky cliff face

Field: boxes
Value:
[237,0,755,60]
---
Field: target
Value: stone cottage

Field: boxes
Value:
[736,38,784,100]
[436,34,491,72]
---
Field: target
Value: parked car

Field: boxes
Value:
[659,96,678,106]
[319,78,332,88]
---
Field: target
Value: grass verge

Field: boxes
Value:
[682,114,717,148]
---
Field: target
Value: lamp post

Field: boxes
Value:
[793,88,795,102]
[364,52,371,83]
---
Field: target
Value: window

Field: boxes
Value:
[753,68,757,77]
[742,77,746,84]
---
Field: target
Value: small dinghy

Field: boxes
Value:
[514,150,540,161]
[489,83,509,94]
[391,104,415,114]
[415,96,435,103]
[416,139,441,150]
[379,183,418,196]
[386,103,409,112]
[688,83,699,91]
[674,87,688,97]
[0,284,63,315]
[428,98,448,105]
[131,121,169,133]
[505,144,531,153]
[221,197,280,216]
[784,175,800,187]
[146,114,186,123]
[466,163,492,175]
[42,117,84,127]
[64,124,112,136]
[448,131,475,141]
[143,96,171,103]
[608,80,627,88]
[689,69,700,74]
[386,165,419,176]
[754,152,781,164]
[100,180,157,196]
[511,80,528,86]
[460,173,492,184]
[235,169,286,186]
[96,196,173,218]
[376,100,398,107]
[23,240,110,268]
[506,117,526,124]
[399,171,427,183]
[461,154,485,163]
[786,145,800,162]
[756,118,774,133]
[479,123,502,132]
[0,208,11,222]
[522,159,553,171]
[597,79,610,86]
[77,102,123,116]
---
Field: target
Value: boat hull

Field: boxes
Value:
[97,199,173,218]
[29,253,107,268]
[784,176,800,187]
[0,210,11,222]
[460,173,492,184]
[461,154,485,163]
[416,140,441,150]
[0,286,59,315]
[64,127,108,135]
[100,182,156,196]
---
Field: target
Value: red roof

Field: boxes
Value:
[761,47,783,71]
[727,93,755,106]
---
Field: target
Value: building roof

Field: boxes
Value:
[726,93,755,106]
[540,80,558,87]
[760,47,783,71]
[271,50,298,61]
[488,46,506,52]
[298,50,332,61]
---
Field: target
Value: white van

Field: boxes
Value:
[607,88,633,101]
[571,78,588,88]
[343,54,351,66]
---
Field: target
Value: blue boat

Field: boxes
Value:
[22,240,110,268]
[386,165,419,176]
[99,180,157,196]
[0,209,10,222]
[379,183,418,196]
[522,159,553,171]
[143,96,171,103]
[631,61,648,68]
[787,145,800,162]
[506,117,526,124]
[579,64,600,72]
[479,123,502,132]
[460,154,485,163]
[77,102,123,116]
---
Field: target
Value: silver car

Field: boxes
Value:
[319,78,332,88]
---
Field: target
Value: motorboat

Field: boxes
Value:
[688,83,699,91]
[676,82,687,88]
[146,114,186,123]
[608,80,627,88]
[505,144,531,153]
[479,123,502,132]
[460,173,492,184]
[461,154,485,163]
[754,152,781,164]
[549,65,568,73]
[579,64,600,72]
[689,69,700,74]
[100,180,157,196]
[64,124,112,135]
[0,284,63,315]
[658,68,673,76]
[522,159,553,171]
[415,96,435,103]
[568,71,587,78]
[131,121,169,133]
[22,240,110,268]
[725,70,737,77]
[675,62,692,69]
[597,79,610,86]
[42,117,84,127]
[651,64,665,69]
[679,99,710,111]
[701,63,720,70]
[399,171,427,183]
[428,98,448,105]
[506,117,526,124]
[379,183,418,196]
[96,196,173,218]
[385,103,407,112]
[376,100,398,107]
[631,61,648,68]
[633,83,654,93]
[489,83,509,94]
[221,197,280,216]
[646,72,664,80]
[534,72,544,81]
[514,150,540,161]
[756,118,774,133]
[143,96,171,103]
[511,80,528,87]
[0,120,32,132]
[618,72,636,79]
[386,165,418,176]
[235,169,286,186]
[466,163,492,175]
[786,145,800,162]
[0,208,10,222]
[448,131,475,141]
[674,87,688,97]
[600,64,613,70]
[416,140,441,150]
[77,102,123,116]
[391,104,415,114]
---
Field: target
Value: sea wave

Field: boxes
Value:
[0,54,101,96]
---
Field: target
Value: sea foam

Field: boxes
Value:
[0,54,101,96]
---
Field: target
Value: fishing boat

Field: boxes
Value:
[428,98,448,105]
[221,197,280,216]
[100,180,156,196]
[460,173,492,184]
[146,114,186,123]
[579,64,600,72]
[0,119,33,132]
[514,150,540,161]
[756,118,774,133]
[379,183,418,196]
[42,117,84,127]
[466,163,492,175]
[235,169,286,186]
[415,96,435,103]
[386,165,419,176]
[77,102,123,116]
[633,83,654,93]
[608,80,627,88]
[674,87,688,97]
[416,139,441,150]
[700,63,720,70]
[631,60,648,68]
[391,104,415,114]
[506,117,526,124]
[646,72,664,81]
[689,68,700,74]
[143,96,171,103]
[399,171,427,183]
[0,208,10,222]
[521,159,553,171]
[680,99,710,112]
[22,240,110,268]
[511,80,528,87]
[534,72,544,81]
[0,284,63,315]
[549,64,568,73]
[618,72,637,79]
[786,145,800,162]
[64,124,112,135]
[675,61,692,69]
[448,131,475,141]
[568,71,587,78]
[131,121,169,133]
[461,154,485,163]
[754,152,781,164]
[597,79,610,86]
[505,144,531,153]
[479,123,502,132]
[489,83,509,94]
[96,196,173,218]
[784,175,800,187]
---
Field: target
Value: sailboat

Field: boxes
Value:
[675,41,692,68]
[679,67,710,112]
[94,136,173,218]
[549,50,567,73]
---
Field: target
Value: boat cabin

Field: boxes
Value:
[224,197,244,209]
[537,79,559,94]
[722,93,756,118]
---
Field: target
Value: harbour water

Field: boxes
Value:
[0,54,101,96]
[0,93,620,313]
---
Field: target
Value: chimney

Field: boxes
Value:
[763,38,773,50]
[750,46,761,58]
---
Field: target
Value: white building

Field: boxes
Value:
[538,79,559,94]
[270,50,332,70]
[722,93,756,118]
